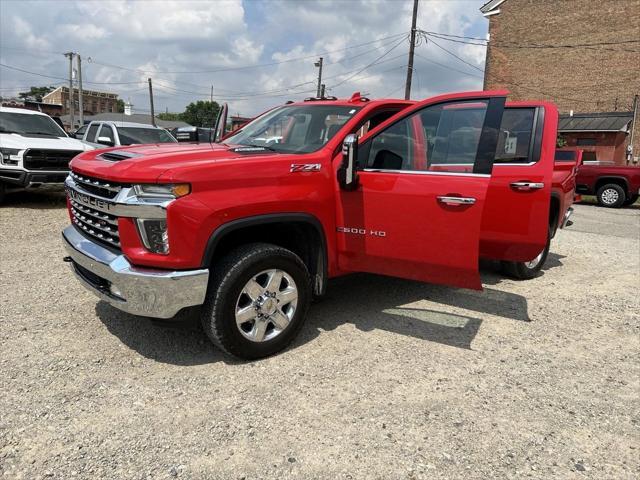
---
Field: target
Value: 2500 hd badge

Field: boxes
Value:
[337,226,387,237]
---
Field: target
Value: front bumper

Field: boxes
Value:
[0,168,68,187]
[62,225,209,319]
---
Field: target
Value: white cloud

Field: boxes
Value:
[0,0,489,116]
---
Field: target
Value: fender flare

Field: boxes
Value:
[201,213,329,294]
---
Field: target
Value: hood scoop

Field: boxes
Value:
[98,151,142,162]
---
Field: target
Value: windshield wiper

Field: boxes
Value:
[246,143,278,152]
[24,131,58,136]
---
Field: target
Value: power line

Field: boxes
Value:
[330,35,408,88]
[84,32,409,75]
[0,62,146,85]
[422,36,485,73]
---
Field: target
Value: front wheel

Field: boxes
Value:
[201,243,311,360]
[623,194,639,207]
[596,183,626,208]
[501,227,551,280]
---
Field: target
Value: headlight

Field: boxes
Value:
[0,148,20,165]
[136,219,169,254]
[133,183,190,199]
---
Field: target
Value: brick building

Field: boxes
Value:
[42,86,119,116]
[480,0,640,165]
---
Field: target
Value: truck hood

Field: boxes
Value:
[69,142,273,183]
[0,133,94,152]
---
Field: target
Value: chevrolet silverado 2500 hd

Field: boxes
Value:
[62,90,569,359]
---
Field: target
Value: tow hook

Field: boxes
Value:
[63,256,73,263]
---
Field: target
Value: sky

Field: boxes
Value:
[0,0,489,118]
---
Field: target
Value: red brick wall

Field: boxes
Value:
[483,0,640,160]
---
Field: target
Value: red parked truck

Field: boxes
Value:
[62,90,573,359]
[575,161,640,208]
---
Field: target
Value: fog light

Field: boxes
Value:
[136,219,169,254]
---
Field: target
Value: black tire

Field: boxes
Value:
[623,194,639,207]
[501,226,551,280]
[201,243,311,360]
[0,182,5,204]
[596,183,626,208]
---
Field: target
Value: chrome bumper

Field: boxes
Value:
[62,226,209,319]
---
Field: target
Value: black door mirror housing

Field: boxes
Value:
[338,134,360,191]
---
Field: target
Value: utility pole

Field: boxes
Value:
[77,54,84,126]
[320,84,326,99]
[148,78,156,127]
[315,57,323,98]
[64,52,75,130]
[404,0,419,100]
[210,85,213,103]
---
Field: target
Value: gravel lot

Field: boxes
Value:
[1,187,639,480]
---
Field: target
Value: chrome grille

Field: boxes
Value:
[69,199,121,248]
[69,171,123,199]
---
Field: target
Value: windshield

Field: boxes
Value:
[116,127,177,145]
[224,104,361,153]
[0,112,67,137]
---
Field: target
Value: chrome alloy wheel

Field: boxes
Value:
[524,250,544,269]
[235,269,298,342]
[601,188,619,205]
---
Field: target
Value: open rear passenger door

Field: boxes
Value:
[335,91,508,290]
[479,102,559,262]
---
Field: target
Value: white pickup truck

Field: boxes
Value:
[0,107,94,202]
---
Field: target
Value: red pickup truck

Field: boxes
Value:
[62,90,573,359]
[575,161,640,208]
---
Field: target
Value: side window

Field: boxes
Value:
[366,99,489,173]
[98,125,114,142]
[86,124,99,142]
[366,118,413,170]
[495,108,535,164]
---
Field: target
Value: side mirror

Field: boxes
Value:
[338,134,359,191]
[97,136,114,147]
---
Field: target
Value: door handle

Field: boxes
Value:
[510,182,544,191]
[437,196,476,206]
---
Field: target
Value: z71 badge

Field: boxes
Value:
[290,163,321,173]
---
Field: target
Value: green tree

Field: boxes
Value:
[157,112,183,121]
[116,99,125,113]
[18,85,56,102]
[181,100,220,127]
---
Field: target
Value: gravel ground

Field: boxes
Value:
[1,187,638,480]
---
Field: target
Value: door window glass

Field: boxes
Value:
[86,124,99,142]
[495,108,535,163]
[98,125,114,142]
[366,99,489,173]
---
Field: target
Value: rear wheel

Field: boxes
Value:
[623,194,639,207]
[596,183,626,208]
[201,243,311,360]
[501,226,551,280]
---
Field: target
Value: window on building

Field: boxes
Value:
[577,138,597,146]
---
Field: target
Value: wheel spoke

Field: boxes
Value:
[270,309,290,330]
[265,270,284,293]
[236,305,257,325]
[276,287,297,306]
[252,318,268,341]
[243,279,264,301]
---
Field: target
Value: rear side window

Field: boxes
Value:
[86,124,99,142]
[494,108,535,164]
[555,151,576,162]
